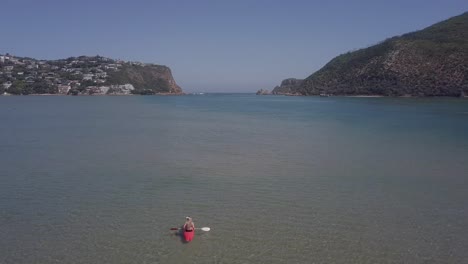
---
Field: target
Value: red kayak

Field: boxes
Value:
[184,229,195,242]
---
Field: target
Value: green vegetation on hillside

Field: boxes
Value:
[297,12,468,96]
[5,80,58,95]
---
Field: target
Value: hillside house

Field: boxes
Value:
[95,72,107,78]
[58,85,71,94]
[2,82,12,89]
[83,73,94,80]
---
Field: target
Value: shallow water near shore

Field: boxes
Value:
[1,94,468,263]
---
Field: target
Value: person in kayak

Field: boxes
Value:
[183,216,195,242]
[184,217,195,231]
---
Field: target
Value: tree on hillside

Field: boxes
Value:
[31,80,56,94]
[7,81,26,95]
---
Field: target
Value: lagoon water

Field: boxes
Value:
[1,94,467,263]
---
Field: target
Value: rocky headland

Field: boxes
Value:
[256,89,271,95]
[271,78,303,95]
[272,12,468,97]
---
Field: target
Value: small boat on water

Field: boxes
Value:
[170,217,210,243]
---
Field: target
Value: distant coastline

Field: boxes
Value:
[0,54,183,96]
[1,92,185,96]
[259,92,468,98]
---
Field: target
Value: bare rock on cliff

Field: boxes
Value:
[256,89,271,95]
[107,64,183,94]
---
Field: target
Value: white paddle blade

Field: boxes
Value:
[200,227,210,231]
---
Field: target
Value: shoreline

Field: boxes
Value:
[343,95,385,98]
[1,93,185,96]
[270,93,467,98]
[2,92,466,98]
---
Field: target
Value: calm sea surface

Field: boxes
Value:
[1,94,467,263]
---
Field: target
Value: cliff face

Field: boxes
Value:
[294,12,468,96]
[107,64,182,94]
[271,78,303,95]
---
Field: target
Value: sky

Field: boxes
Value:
[1,0,467,92]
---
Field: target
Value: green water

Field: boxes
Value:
[1,94,467,263]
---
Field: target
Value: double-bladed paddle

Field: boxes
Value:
[170,227,211,231]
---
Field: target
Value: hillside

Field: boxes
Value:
[284,12,468,96]
[0,55,182,95]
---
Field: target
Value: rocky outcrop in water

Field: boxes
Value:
[256,89,271,95]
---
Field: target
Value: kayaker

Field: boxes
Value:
[184,216,195,231]
[183,217,195,242]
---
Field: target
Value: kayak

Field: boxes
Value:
[184,229,195,242]
[170,226,210,242]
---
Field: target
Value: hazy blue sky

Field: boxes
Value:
[1,0,467,92]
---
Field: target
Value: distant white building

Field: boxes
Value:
[58,85,71,94]
[95,72,107,78]
[104,65,117,70]
[118,84,135,94]
[9,57,21,64]
[99,86,110,94]
[26,77,36,84]
[108,84,135,95]
[26,64,39,69]
[85,86,109,95]
[3,82,12,89]
[83,73,94,81]
[70,81,81,87]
